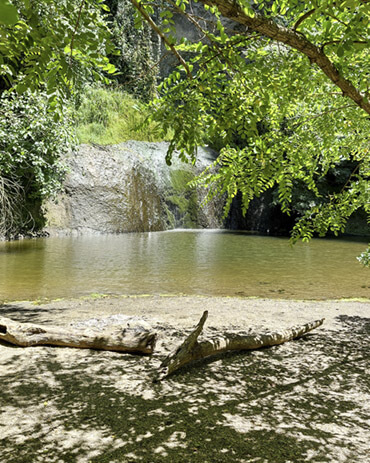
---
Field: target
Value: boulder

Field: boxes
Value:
[44,141,224,235]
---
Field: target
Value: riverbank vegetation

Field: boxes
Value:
[75,86,170,145]
[0,90,74,238]
[0,0,369,264]
[0,0,115,238]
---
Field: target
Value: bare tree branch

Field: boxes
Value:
[155,311,325,380]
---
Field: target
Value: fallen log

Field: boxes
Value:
[155,311,324,380]
[0,316,157,354]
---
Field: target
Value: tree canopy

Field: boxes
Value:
[0,0,116,104]
[0,0,117,237]
[132,0,369,262]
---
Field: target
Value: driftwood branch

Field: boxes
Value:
[157,310,209,380]
[156,311,324,380]
[0,316,157,354]
[0,312,325,375]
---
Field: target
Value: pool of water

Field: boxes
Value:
[0,230,369,301]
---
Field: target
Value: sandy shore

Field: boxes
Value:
[0,296,369,463]
[2,294,369,329]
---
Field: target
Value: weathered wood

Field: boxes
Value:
[156,312,325,380]
[157,310,209,379]
[0,316,157,354]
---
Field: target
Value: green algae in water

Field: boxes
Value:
[166,169,200,229]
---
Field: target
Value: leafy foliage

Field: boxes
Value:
[0,0,116,105]
[105,0,161,100]
[358,246,370,267]
[0,0,117,236]
[75,86,171,144]
[0,0,18,25]
[134,0,370,263]
[0,90,74,237]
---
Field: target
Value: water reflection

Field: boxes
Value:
[0,230,368,301]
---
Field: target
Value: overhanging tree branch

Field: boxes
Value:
[195,0,370,114]
[143,0,369,115]
[293,8,315,31]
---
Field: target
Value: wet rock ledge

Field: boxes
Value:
[44,141,224,235]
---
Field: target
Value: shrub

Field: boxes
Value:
[357,247,370,267]
[0,90,74,237]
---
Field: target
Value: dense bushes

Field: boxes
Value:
[0,91,74,237]
[105,0,161,101]
[0,0,115,238]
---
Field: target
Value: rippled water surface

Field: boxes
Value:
[0,230,369,301]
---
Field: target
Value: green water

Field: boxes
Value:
[0,230,368,301]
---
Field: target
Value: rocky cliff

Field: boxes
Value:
[44,141,224,235]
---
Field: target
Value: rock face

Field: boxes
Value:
[226,191,296,236]
[44,141,224,235]
[159,3,245,78]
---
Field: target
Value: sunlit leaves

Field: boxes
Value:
[357,246,370,267]
[0,0,18,25]
[0,90,74,199]
[0,0,116,106]
[141,1,369,261]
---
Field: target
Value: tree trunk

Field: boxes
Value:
[156,311,324,380]
[0,316,157,354]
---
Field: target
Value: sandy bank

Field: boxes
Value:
[0,296,369,463]
[2,294,369,330]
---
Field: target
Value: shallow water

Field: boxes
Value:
[0,230,369,301]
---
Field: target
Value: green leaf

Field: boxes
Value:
[15,82,27,94]
[0,0,18,25]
